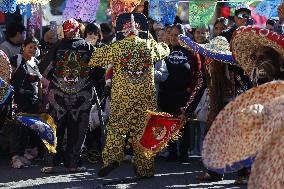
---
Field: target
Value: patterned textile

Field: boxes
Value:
[231,25,284,75]
[0,50,11,83]
[0,78,13,105]
[253,0,280,18]
[179,35,235,64]
[28,4,41,30]
[189,1,216,29]
[53,50,91,94]
[149,0,178,25]
[110,0,141,25]
[248,114,284,189]
[0,0,17,13]
[39,37,95,168]
[138,111,184,159]
[63,0,100,22]
[16,113,57,153]
[16,0,50,4]
[62,18,80,34]
[202,81,284,174]
[89,34,170,177]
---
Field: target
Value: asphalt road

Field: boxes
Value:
[0,155,248,189]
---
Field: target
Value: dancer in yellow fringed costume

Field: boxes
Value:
[89,13,170,178]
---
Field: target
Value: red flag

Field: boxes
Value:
[138,111,184,159]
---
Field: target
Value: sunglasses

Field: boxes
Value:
[237,13,251,19]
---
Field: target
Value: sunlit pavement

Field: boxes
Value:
[0,156,247,189]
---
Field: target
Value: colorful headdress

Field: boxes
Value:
[231,25,284,75]
[115,13,149,41]
[62,18,80,34]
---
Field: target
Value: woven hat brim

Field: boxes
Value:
[231,25,284,75]
[178,35,236,64]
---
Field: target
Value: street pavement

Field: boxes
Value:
[0,155,248,189]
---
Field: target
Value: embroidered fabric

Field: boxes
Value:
[110,0,141,25]
[28,4,41,30]
[150,0,178,25]
[253,0,280,18]
[1,0,17,13]
[63,0,100,22]
[189,1,216,28]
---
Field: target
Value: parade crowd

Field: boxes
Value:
[0,1,283,188]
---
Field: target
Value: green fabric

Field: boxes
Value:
[189,1,217,29]
[96,0,109,22]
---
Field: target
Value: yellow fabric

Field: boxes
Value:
[90,35,169,176]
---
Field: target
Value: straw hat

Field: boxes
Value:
[231,25,284,75]
[178,35,235,64]
[202,80,284,174]
[0,50,11,83]
[248,120,284,189]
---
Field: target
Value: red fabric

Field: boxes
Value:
[220,6,230,18]
[63,18,80,33]
[139,115,182,152]
[234,25,284,48]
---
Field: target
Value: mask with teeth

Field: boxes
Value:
[63,53,80,86]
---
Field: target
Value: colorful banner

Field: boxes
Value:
[189,0,216,28]
[28,4,41,30]
[0,0,17,13]
[16,0,50,5]
[138,111,184,159]
[253,0,280,18]
[110,0,141,25]
[150,0,178,25]
[63,0,100,22]
[16,113,57,153]
[96,0,109,22]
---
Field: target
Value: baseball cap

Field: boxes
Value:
[235,4,251,16]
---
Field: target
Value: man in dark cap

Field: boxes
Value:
[221,4,251,43]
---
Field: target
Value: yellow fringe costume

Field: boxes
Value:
[89,35,170,177]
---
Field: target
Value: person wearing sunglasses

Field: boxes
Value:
[221,4,251,43]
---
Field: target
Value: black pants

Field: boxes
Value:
[85,126,102,154]
[44,89,92,168]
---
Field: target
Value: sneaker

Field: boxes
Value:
[98,161,119,177]
[11,155,24,169]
